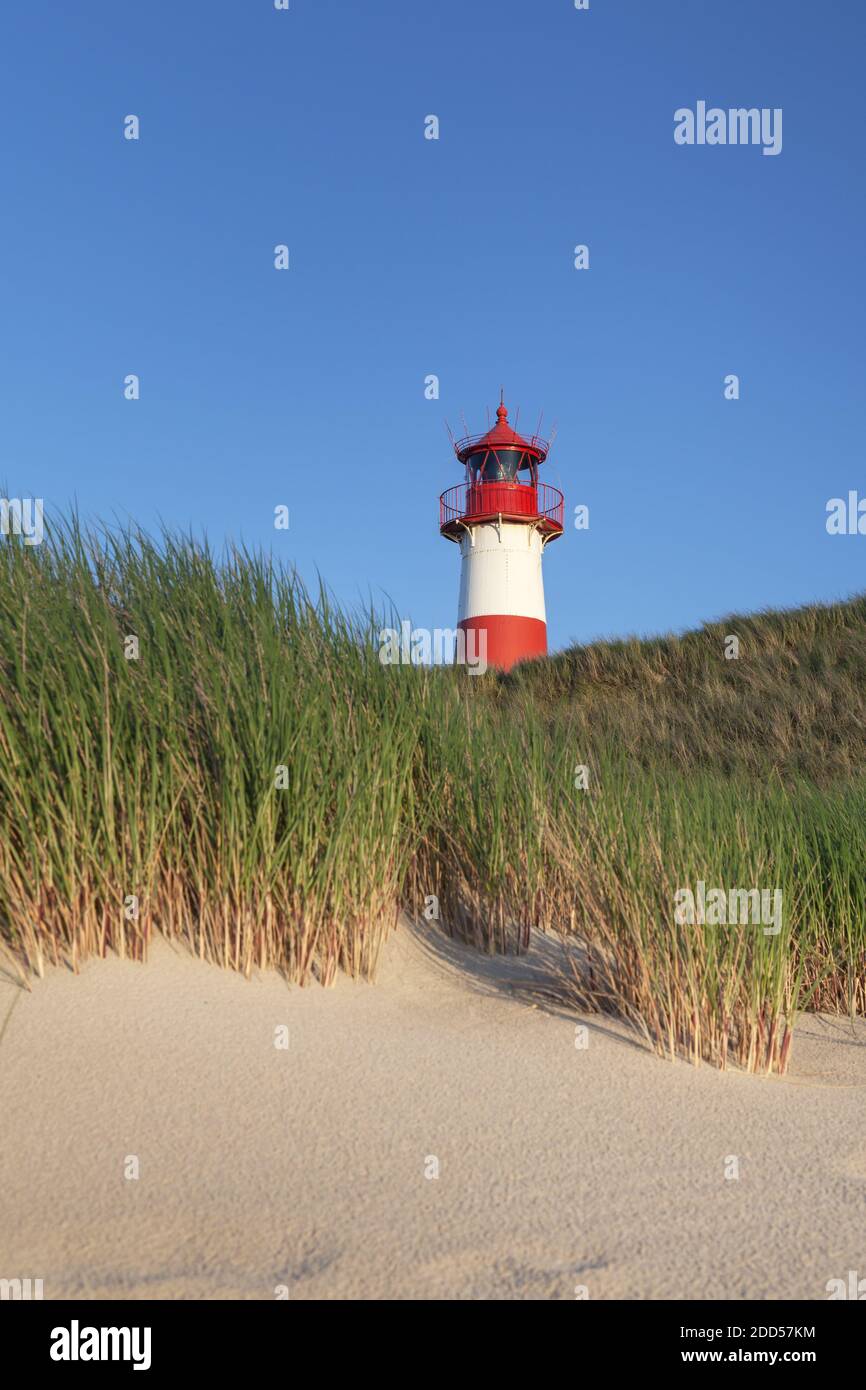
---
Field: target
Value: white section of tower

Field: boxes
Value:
[457,521,547,624]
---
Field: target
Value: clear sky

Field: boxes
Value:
[2,1,864,651]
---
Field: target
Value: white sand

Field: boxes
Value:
[0,922,864,1300]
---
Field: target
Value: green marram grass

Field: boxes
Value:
[1,512,864,1074]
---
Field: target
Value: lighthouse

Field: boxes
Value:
[439,395,564,670]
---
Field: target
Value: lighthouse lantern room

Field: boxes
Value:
[439,395,564,670]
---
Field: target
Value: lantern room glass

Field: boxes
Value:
[469,448,538,484]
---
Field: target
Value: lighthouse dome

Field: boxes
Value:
[454,398,548,481]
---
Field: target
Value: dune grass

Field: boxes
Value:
[0,517,417,983]
[0,512,863,1073]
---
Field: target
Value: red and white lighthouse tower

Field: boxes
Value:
[439,395,564,670]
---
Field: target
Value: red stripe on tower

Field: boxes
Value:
[458,615,548,670]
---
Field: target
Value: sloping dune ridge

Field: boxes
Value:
[1,921,864,1301]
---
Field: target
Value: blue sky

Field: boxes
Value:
[2,0,864,651]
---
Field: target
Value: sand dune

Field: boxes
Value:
[1,922,864,1300]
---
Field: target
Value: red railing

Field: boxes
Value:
[439,481,564,532]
